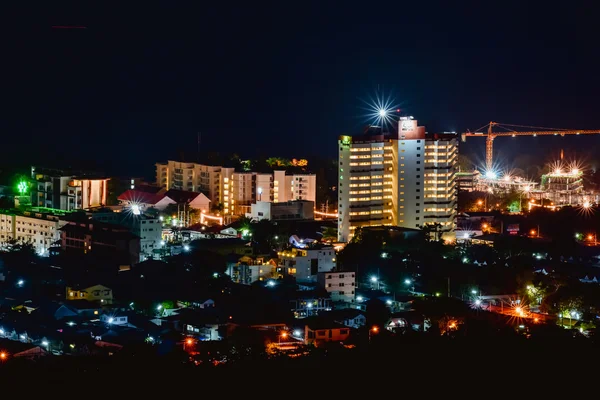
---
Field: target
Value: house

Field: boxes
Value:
[100,313,129,326]
[324,309,366,329]
[278,246,337,282]
[0,339,47,359]
[117,189,164,211]
[220,227,238,237]
[227,255,275,284]
[290,291,332,318]
[304,317,351,346]
[66,284,113,304]
[62,300,103,319]
[317,271,356,303]
[177,299,215,309]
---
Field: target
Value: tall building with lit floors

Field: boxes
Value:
[423,134,458,239]
[337,130,396,242]
[337,118,457,242]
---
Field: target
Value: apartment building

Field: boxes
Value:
[423,134,458,235]
[278,246,336,282]
[60,219,141,265]
[338,118,457,242]
[0,209,67,255]
[156,161,316,216]
[155,161,234,213]
[90,210,163,261]
[317,271,356,303]
[30,166,109,211]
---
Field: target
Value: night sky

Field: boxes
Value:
[4,3,600,177]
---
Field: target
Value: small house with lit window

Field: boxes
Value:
[66,284,113,304]
[304,317,350,346]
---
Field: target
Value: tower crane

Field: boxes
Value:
[461,122,600,171]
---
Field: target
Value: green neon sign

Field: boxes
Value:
[17,181,28,195]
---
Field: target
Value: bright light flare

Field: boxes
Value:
[577,200,595,217]
[485,170,497,179]
[360,92,400,131]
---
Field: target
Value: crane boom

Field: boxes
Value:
[461,121,600,170]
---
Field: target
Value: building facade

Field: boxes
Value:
[90,211,162,261]
[155,161,234,214]
[30,167,109,211]
[246,200,314,221]
[155,161,316,216]
[0,209,67,255]
[60,219,141,265]
[338,118,457,242]
[278,246,336,282]
[317,271,356,303]
[423,134,458,236]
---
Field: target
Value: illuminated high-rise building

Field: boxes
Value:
[337,118,457,242]
[156,161,316,216]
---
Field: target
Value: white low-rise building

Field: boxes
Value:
[279,246,336,282]
[246,200,314,221]
[318,271,356,303]
[0,209,67,255]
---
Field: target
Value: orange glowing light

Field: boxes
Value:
[588,235,594,240]
[482,223,488,229]
[0,352,6,360]
[530,230,536,235]
[534,318,539,323]
[371,326,379,333]
[186,338,193,345]
[477,200,483,206]
[281,331,288,338]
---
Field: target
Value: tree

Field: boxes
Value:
[321,226,337,242]
[211,202,224,213]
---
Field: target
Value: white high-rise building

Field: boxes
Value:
[337,118,457,242]
[423,134,458,235]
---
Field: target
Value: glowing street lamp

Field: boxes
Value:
[378,109,387,117]
[17,181,28,195]
[279,331,288,343]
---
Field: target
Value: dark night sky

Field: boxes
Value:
[4,3,600,177]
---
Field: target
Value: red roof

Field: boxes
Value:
[118,189,164,205]
[164,189,205,204]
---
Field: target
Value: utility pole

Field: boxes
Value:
[447,277,450,297]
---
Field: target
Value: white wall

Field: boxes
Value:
[280,247,336,282]
[318,271,356,303]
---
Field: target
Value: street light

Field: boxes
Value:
[370,275,380,290]
[404,278,414,293]
[369,326,379,343]
[279,331,288,343]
